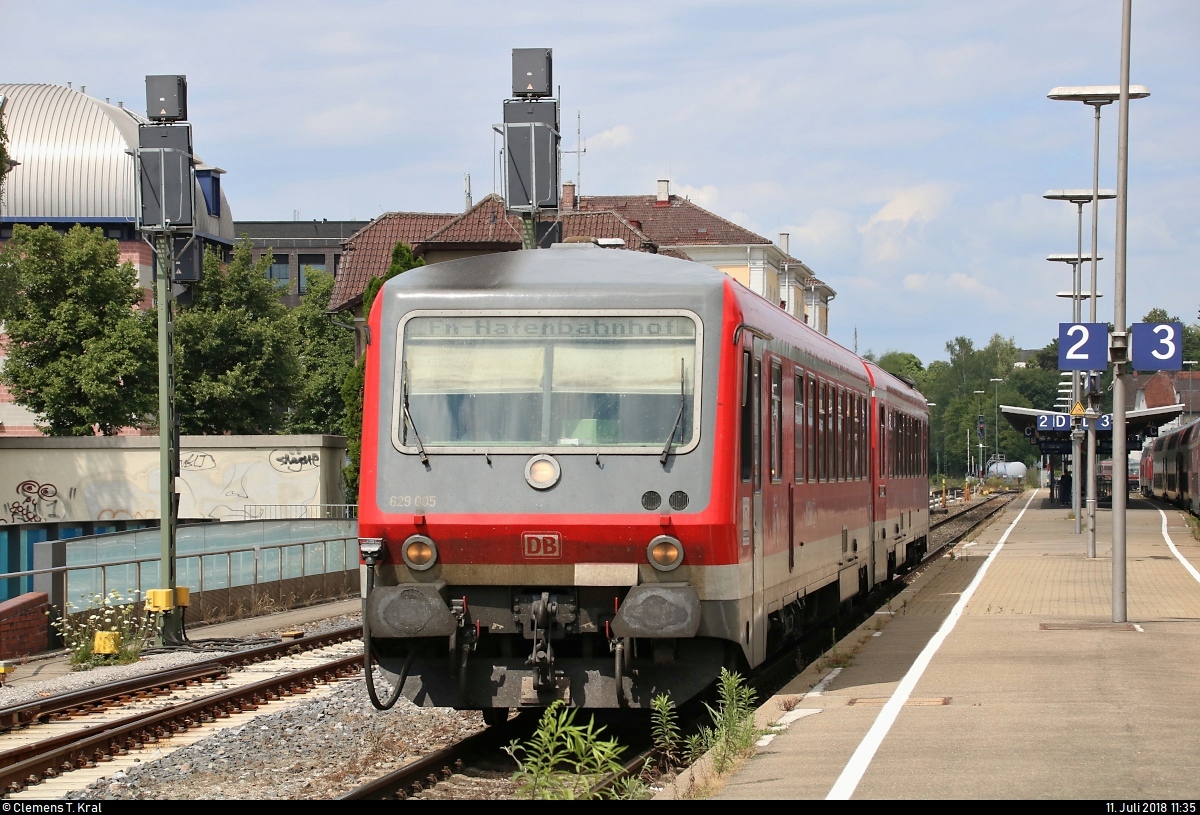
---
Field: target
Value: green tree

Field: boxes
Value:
[284,268,356,434]
[342,241,426,498]
[0,225,155,434]
[876,351,924,384]
[170,239,300,434]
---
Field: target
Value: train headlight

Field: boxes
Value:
[525,454,561,490]
[402,535,437,571]
[647,535,684,572]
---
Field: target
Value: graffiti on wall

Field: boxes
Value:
[1,445,331,524]
[3,480,69,523]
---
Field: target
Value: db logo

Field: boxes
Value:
[523,532,562,559]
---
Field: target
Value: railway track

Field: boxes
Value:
[1,631,364,797]
[0,625,363,734]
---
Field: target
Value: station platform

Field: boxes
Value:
[707,489,1200,800]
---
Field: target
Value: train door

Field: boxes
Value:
[873,399,890,577]
[751,339,767,665]
[738,340,765,666]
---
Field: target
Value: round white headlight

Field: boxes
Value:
[525,454,561,490]
[647,535,684,572]
[402,534,437,571]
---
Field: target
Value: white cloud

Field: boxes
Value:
[589,125,632,149]
[676,184,718,208]
[858,184,953,264]
[787,208,857,259]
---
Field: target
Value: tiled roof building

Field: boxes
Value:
[327,180,836,336]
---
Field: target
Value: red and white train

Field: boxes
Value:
[1141,419,1200,512]
[356,245,929,717]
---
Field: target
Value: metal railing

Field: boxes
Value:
[242,504,358,520]
[0,535,358,611]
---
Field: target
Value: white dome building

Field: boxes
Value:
[0,83,235,435]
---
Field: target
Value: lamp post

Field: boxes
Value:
[1050,69,1149,622]
[990,378,1004,475]
[1049,253,1101,535]
[1046,191,1115,557]
[974,389,986,483]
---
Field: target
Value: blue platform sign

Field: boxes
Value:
[1059,323,1109,371]
[1036,413,1071,431]
[1131,322,1183,371]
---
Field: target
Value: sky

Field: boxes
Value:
[4,1,1198,365]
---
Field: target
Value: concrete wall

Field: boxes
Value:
[0,436,347,524]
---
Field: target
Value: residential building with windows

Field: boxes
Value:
[233,220,371,308]
[327,179,836,349]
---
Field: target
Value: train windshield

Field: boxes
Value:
[395,313,699,452]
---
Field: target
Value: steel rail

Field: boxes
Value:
[0,625,363,732]
[338,725,510,800]
[2,654,362,795]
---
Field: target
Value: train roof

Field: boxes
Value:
[381,244,730,298]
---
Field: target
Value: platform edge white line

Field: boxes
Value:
[1158,509,1200,585]
[825,488,1039,800]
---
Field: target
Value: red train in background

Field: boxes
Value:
[1141,419,1200,512]
[355,245,930,718]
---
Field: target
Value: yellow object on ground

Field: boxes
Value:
[94,631,121,655]
[145,589,174,611]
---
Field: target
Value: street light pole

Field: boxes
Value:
[1046,193,1114,554]
[991,378,1004,474]
[974,389,986,482]
[1050,72,1149,614]
[1113,1,1134,623]
[1049,253,1101,535]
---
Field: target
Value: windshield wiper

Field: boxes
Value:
[401,361,429,464]
[660,359,686,467]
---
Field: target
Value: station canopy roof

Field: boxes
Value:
[1001,403,1185,440]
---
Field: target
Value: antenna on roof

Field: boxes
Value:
[562,110,586,197]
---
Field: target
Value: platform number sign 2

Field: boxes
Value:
[1131,322,1183,371]
[1058,323,1109,372]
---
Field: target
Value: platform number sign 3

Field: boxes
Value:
[1131,322,1183,371]
[1058,323,1109,371]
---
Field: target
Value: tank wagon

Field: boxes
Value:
[356,246,929,718]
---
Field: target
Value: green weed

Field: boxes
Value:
[504,700,642,800]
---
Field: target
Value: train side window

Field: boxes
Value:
[808,375,816,482]
[834,387,842,482]
[770,361,783,483]
[826,382,834,482]
[740,351,753,482]
[794,372,805,483]
[843,389,851,481]
[753,358,762,491]
[883,403,892,477]
[818,381,826,483]
[854,394,861,480]
[838,387,846,481]
[891,409,897,478]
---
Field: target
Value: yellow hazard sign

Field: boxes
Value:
[1070,401,1086,417]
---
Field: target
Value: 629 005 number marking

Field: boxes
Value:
[388,495,436,508]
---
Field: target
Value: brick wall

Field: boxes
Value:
[0,592,50,660]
